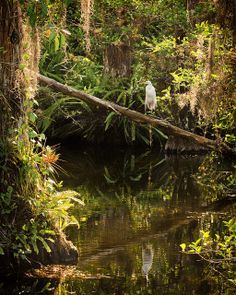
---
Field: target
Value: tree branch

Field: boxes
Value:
[38,74,236,157]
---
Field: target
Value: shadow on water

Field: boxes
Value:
[0,145,235,294]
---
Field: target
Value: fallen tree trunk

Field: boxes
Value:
[38,74,236,157]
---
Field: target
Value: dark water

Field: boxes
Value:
[1,146,235,294]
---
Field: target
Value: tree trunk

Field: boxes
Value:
[104,42,132,78]
[38,74,236,157]
[0,0,24,137]
[0,0,40,193]
[0,1,39,137]
[232,0,236,46]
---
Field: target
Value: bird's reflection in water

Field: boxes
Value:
[142,243,154,283]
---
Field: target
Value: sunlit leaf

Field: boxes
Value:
[180,243,186,252]
[0,247,4,255]
[105,111,116,131]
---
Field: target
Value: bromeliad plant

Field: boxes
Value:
[0,106,84,260]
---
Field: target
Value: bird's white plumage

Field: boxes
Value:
[142,243,154,282]
[145,81,156,112]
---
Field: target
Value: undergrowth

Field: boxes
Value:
[0,108,84,261]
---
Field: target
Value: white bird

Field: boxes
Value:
[142,243,154,283]
[145,81,157,112]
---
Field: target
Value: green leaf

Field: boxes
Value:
[153,127,168,140]
[131,122,136,141]
[130,174,142,181]
[104,167,117,184]
[70,196,85,206]
[29,130,38,138]
[60,33,66,47]
[54,36,60,51]
[31,238,39,254]
[28,112,37,123]
[105,111,116,131]
[17,235,30,251]
[195,238,202,246]
[38,237,52,253]
[139,133,150,145]
[180,243,186,252]
[27,4,37,27]
[49,31,57,44]
[40,0,48,17]
[22,224,28,231]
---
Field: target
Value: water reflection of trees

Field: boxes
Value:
[62,147,231,195]
[60,147,234,227]
[59,147,236,294]
[60,148,235,239]
[3,250,234,295]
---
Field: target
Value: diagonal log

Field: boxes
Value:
[38,74,236,157]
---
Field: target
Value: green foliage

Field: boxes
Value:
[37,0,187,144]
[181,218,236,285]
[29,0,235,148]
[214,102,236,146]
[49,190,84,231]
[35,0,236,148]
[15,220,54,257]
[22,0,48,27]
[0,99,83,260]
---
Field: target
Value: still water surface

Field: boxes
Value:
[1,146,235,294]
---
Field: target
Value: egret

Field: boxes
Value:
[144,81,156,147]
[142,243,154,283]
[145,81,157,112]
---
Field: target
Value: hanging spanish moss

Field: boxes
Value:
[81,0,94,54]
